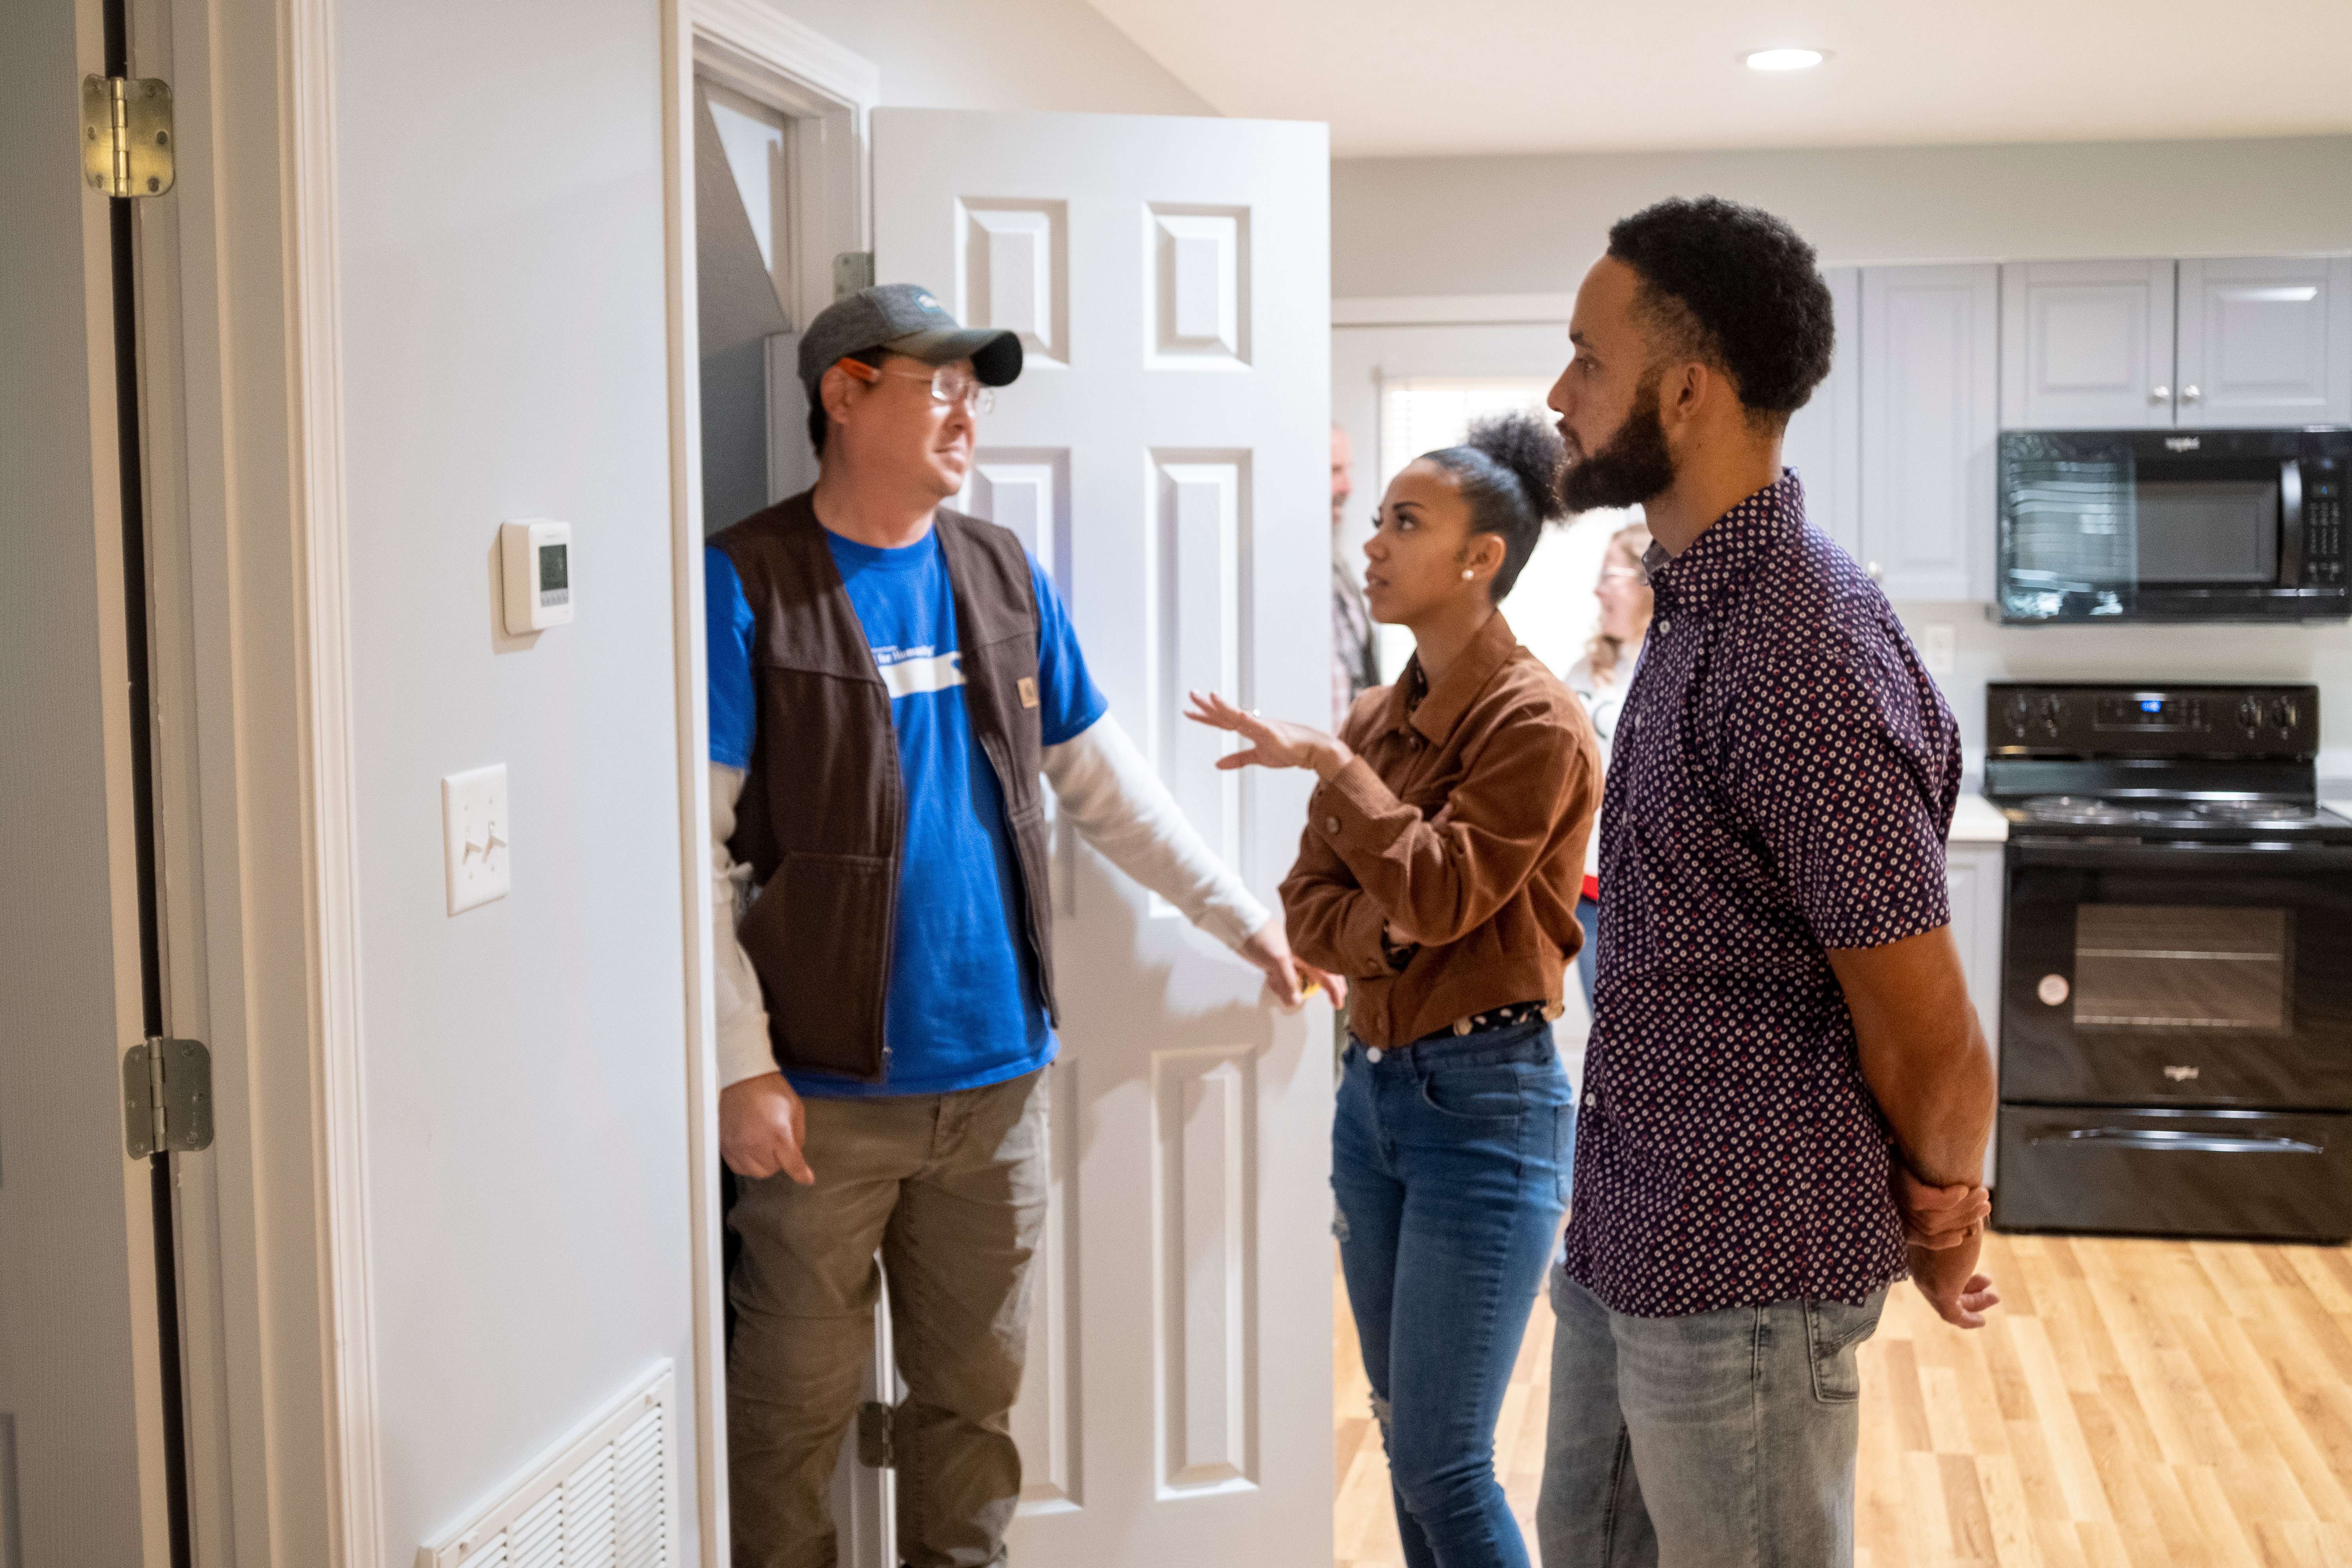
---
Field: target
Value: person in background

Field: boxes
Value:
[1191,412,1601,1568]
[1332,424,1383,728]
[708,283,1325,1568]
[1537,197,1996,1568]
[1562,520,1653,1010]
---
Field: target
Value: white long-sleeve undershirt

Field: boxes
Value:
[710,711,1272,1089]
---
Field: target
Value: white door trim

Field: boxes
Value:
[660,4,877,1560]
[283,0,385,1557]
[119,0,379,1557]
[1334,292,1577,326]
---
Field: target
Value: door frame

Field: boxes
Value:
[76,0,380,1560]
[657,3,878,1558]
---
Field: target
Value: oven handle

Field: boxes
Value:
[2029,1125,2325,1156]
[2281,457,2305,588]
[2009,840,2352,871]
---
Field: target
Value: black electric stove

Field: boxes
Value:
[1985,682,2352,1242]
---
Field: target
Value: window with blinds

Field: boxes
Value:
[1377,377,1556,492]
[1367,376,1635,685]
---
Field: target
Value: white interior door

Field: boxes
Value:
[875,107,1333,1568]
[1,4,178,1563]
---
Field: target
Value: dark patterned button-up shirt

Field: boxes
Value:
[1562,472,1960,1317]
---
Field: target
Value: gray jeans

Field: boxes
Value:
[1536,1265,1888,1568]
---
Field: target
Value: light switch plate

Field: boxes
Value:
[1921,623,1956,678]
[441,764,510,915]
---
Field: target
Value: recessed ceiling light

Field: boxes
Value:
[1744,47,1827,72]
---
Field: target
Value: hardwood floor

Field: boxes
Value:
[1334,1229,2352,1567]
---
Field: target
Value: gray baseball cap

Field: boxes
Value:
[797,283,1022,400]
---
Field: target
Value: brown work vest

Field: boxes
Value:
[710,490,1056,1083]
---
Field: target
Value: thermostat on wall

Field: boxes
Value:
[500,519,573,633]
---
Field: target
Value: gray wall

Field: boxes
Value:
[333,0,691,1556]
[1332,134,2352,780]
[1333,134,2352,297]
[327,0,1216,1558]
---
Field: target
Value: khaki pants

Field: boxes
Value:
[728,1069,1047,1568]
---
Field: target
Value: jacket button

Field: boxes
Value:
[1325,816,1341,834]
[1367,1047,1384,1063]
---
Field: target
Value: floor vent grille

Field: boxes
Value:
[420,1363,675,1568]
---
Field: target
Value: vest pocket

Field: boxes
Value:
[739,850,893,1079]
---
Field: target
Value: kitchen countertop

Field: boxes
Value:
[2328,800,2352,823]
[1948,794,2009,845]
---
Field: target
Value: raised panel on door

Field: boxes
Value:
[875,108,1331,1568]
[1999,259,2176,430]
[1860,264,1998,602]
[2176,256,2352,427]
[1782,266,1860,559]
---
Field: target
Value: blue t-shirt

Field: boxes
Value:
[707,529,1107,1097]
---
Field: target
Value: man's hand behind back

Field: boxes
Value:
[720,1072,816,1184]
[1907,1230,2000,1329]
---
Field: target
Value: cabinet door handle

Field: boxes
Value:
[2151,385,2172,403]
[2181,385,2202,403]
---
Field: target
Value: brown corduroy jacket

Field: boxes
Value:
[1281,611,1602,1049]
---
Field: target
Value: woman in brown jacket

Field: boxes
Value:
[1188,413,1601,1568]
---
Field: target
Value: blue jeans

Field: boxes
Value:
[1536,1268,1889,1568]
[1333,1018,1574,1568]
[1574,893,1600,1011]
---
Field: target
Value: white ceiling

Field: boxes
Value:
[1080,0,2352,158]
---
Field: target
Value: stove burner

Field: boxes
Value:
[2192,800,2322,828]
[2019,795,2148,825]
[2016,795,2327,830]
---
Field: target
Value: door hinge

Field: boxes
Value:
[123,1038,213,1157]
[855,1401,895,1468]
[833,251,875,298]
[81,74,175,198]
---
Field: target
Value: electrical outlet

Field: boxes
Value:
[441,764,510,915]
[1921,623,1956,679]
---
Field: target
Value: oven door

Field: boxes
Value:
[1994,1105,2352,1241]
[2002,840,2352,1107]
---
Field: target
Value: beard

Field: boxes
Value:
[1556,372,1677,512]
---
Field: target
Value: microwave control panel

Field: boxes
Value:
[2309,458,2344,585]
[1990,682,2320,756]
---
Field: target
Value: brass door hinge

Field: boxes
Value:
[855,1401,895,1468]
[124,1038,213,1157]
[82,75,174,198]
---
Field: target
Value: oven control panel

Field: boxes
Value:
[1989,682,2319,755]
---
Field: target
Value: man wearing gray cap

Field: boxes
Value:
[705,284,1325,1567]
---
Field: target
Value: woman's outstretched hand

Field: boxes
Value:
[1185,690,1354,780]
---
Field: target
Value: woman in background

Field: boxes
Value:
[1187,413,1600,1568]
[1563,520,1652,1011]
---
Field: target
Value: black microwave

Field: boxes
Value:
[1996,427,2348,624]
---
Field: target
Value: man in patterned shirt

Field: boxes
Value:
[1534,198,1999,1567]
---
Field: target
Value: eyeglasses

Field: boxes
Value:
[836,358,996,415]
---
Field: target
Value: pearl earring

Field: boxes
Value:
[1461,568,1475,580]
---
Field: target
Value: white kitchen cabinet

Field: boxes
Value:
[1783,265,1861,561]
[1945,840,2006,1184]
[1999,259,2176,430]
[1860,263,1999,602]
[2176,255,2352,427]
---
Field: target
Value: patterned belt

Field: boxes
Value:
[1446,1000,1559,1037]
